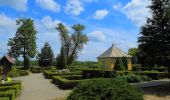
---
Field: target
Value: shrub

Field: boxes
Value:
[8,68,28,77]
[0,81,21,100]
[67,78,144,100]
[63,75,82,80]
[116,75,151,83]
[44,70,75,79]
[114,58,126,71]
[134,71,168,80]
[82,69,116,79]
[52,76,80,89]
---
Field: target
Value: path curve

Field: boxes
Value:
[14,73,71,100]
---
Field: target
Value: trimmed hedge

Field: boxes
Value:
[133,67,168,72]
[67,78,144,100]
[43,70,75,79]
[116,75,151,83]
[134,72,168,80]
[63,75,83,80]
[8,69,29,77]
[82,69,116,79]
[0,89,15,100]
[0,81,22,100]
[52,75,98,89]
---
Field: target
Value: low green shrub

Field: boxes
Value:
[133,66,168,72]
[0,81,22,100]
[67,78,144,100]
[82,69,116,79]
[116,75,151,83]
[19,70,29,76]
[0,89,15,100]
[43,70,75,79]
[52,75,98,89]
[8,67,28,77]
[52,76,80,89]
[63,75,82,80]
[134,72,168,80]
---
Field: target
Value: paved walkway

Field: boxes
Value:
[14,73,71,100]
[130,79,170,88]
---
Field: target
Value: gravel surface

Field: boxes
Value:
[14,73,71,100]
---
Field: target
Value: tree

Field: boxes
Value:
[128,48,138,56]
[128,48,139,64]
[56,47,67,69]
[56,23,88,66]
[114,58,125,71]
[37,42,54,67]
[138,0,170,67]
[8,18,37,69]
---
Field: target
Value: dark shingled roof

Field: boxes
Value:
[0,55,15,64]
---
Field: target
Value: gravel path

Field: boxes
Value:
[14,73,71,100]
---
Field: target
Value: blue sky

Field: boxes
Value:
[0,0,150,61]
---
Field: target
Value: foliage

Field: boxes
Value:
[0,81,21,100]
[56,47,67,69]
[128,48,138,56]
[114,58,126,70]
[82,69,116,79]
[67,78,144,100]
[116,75,151,83]
[37,42,54,67]
[8,18,37,69]
[134,71,168,80]
[52,76,81,89]
[138,0,170,67]
[43,70,75,79]
[56,23,88,66]
[8,67,28,77]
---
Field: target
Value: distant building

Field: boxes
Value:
[0,55,15,79]
[97,44,132,70]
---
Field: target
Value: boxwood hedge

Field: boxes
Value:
[67,78,144,100]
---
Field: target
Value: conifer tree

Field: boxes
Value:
[138,0,170,67]
[37,42,54,67]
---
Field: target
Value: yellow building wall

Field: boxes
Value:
[127,58,132,70]
[98,57,132,70]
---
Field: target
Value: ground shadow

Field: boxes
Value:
[142,83,170,97]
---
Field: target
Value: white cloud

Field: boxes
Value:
[87,30,106,42]
[115,0,151,26]
[113,3,122,10]
[0,14,16,36]
[36,0,60,12]
[64,0,84,16]
[39,16,62,30]
[0,14,17,56]
[0,0,27,11]
[93,9,108,20]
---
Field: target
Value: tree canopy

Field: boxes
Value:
[37,42,54,67]
[138,0,170,67]
[8,18,37,69]
[56,23,88,66]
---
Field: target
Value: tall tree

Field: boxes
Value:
[138,0,170,67]
[37,42,54,67]
[128,48,138,56]
[56,23,88,66]
[8,18,37,69]
[56,47,67,69]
